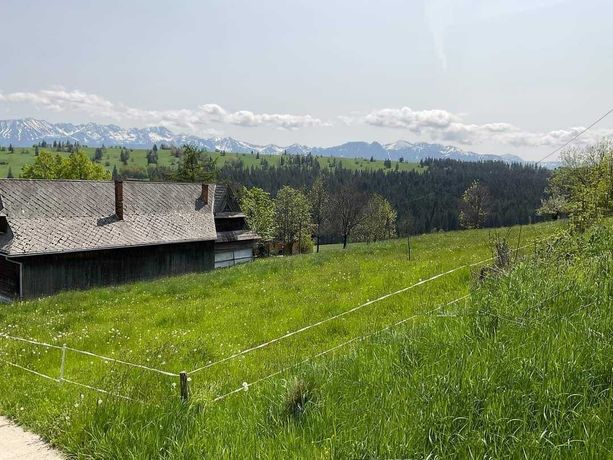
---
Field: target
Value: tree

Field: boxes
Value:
[459,180,490,229]
[21,150,111,180]
[274,186,312,255]
[8,144,14,153]
[21,151,64,179]
[329,185,367,249]
[356,194,397,242]
[147,149,158,164]
[541,140,613,231]
[61,151,111,180]
[239,187,276,253]
[308,177,329,253]
[175,144,216,182]
[94,148,104,162]
[120,148,130,165]
[537,193,567,220]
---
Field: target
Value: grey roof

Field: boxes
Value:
[0,180,220,256]
[216,230,259,243]
[214,184,228,213]
[213,184,242,214]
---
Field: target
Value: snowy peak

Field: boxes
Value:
[0,118,524,164]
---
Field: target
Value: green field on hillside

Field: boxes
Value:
[1,219,611,458]
[0,147,424,178]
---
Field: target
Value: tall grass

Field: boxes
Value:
[2,220,609,458]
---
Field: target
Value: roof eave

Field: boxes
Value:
[2,236,218,258]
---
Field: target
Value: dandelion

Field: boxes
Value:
[97,399,103,405]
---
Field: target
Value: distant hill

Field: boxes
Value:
[0,118,525,163]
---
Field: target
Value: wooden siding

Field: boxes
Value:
[0,257,19,298]
[15,240,215,298]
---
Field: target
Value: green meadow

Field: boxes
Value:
[0,219,611,458]
[0,146,424,178]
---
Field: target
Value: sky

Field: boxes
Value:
[1,0,612,160]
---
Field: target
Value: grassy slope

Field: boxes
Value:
[0,147,424,177]
[1,220,610,458]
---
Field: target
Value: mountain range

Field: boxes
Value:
[0,118,526,163]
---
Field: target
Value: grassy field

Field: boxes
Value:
[0,219,611,458]
[0,146,424,178]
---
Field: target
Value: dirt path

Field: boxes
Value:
[0,416,64,459]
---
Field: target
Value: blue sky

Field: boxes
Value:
[1,0,612,159]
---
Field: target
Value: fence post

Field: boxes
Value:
[180,371,189,402]
[407,234,412,261]
[59,343,67,383]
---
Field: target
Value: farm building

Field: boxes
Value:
[0,179,258,299]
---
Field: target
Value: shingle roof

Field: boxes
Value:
[214,184,228,213]
[215,230,259,243]
[0,180,220,256]
[213,184,242,214]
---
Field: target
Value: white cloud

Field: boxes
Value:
[0,88,328,134]
[2,88,610,152]
[360,106,613,147]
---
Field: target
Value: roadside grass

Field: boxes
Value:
[0,147,424,178]
[0,220,597,457]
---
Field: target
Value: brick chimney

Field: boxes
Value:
[201,183,209,205]
[114,180,124,220]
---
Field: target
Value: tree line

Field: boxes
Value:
[218,155,550,242]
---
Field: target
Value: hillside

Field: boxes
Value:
[3,220,611,457]
[0,118,524,163]
[0,146,424,178]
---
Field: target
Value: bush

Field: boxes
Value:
[298,235,314,254]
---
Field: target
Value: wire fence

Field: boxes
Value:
[212,294,470,402]
[0,233,558,406]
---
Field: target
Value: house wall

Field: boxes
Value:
[214,241,255,269]
[0,257,20,298]
[13,240,215,298]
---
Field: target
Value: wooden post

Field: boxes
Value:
[179,371,189,402]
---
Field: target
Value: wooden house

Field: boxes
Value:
[0,179,258,299]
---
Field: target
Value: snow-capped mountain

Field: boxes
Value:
[0,118,525,163]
